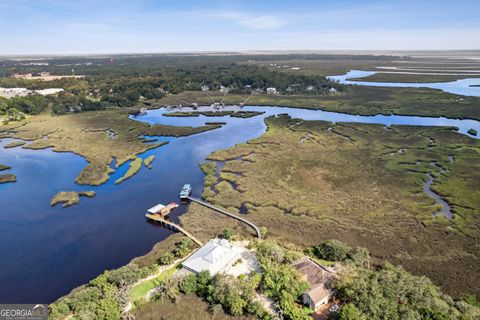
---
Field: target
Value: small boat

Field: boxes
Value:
[179,184,192,199]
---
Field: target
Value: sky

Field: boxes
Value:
[1,0,479,55]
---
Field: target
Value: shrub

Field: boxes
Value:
[221,227,234,240]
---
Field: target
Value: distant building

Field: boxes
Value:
[292,257,335,310]
[181,238,243,275]
[329,88,338,94]
[13,73,33,79]
[307,85,314,91]
[0,87,31,98]
[35,88,64,96]
[266,87,277,94]
[201,85,210,91]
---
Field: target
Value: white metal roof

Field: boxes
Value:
[182,238,242,275]
[147,203,165,214]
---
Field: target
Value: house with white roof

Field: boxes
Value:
[266,87,277,94]
[181,238,243,275]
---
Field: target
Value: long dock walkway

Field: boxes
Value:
[186,196,262,239]
[145,213,203,246]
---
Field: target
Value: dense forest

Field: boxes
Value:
[0,54,349,116]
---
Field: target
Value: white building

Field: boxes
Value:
[0,87,31,98]
[329,87,338,94]
[266,87,277,94]
[181,238,243,275]
[35,88,64,96]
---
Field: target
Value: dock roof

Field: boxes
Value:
[147,203,165,214]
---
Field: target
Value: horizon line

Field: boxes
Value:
[2,49,480,59]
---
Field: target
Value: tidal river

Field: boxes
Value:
[1,105,480,303]
[328,70,480,96]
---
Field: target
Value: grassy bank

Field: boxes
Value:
[201,114,480,298]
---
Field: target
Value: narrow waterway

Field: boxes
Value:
[422,161,453,220]
[1,105,479,303]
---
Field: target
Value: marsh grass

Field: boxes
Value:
[50,190,96,207]
[202,114,480,297]
[144,155,155,168]
[4,140,26,148]
[0,173,16,184]
[115,157,143,184]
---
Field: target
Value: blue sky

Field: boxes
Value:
[1,0,479,54]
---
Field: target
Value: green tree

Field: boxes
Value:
[179,274,198,294]
[227,293,247,316]
[196,270,213,297]
[338,304,366,320]
[95,298,121,320]
[458,293,480,307]
[349,246,370,268]
[315,239,351,261]
[159,252,175,265]
[174,238,193,258]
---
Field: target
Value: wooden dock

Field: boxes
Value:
[186,196,262,239]
[145,213,203,246]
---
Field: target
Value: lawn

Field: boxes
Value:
[129,264,180,302]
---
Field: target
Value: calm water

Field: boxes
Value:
[328,70,480,97]
[1,105,480,303]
